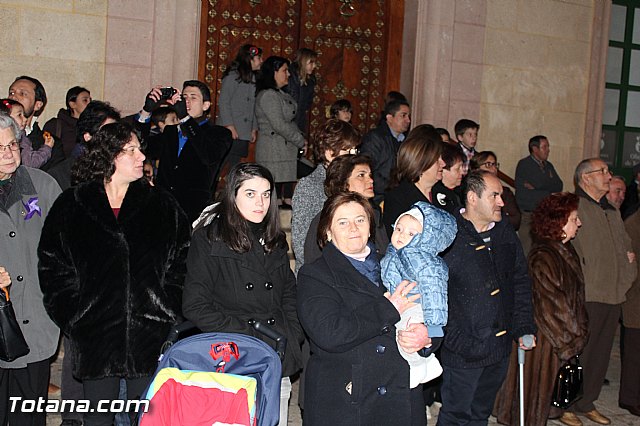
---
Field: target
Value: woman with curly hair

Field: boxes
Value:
[38,121,190,426]
[494,192,589,426]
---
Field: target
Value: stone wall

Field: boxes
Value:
[0,0,108,124]
[403,0,604,187]
[481,0,595,187]
[0,0,199,122]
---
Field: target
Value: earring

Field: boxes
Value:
[327,234,332,242]
[561,231,567,240]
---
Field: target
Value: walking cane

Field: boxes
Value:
[518,335,535,426]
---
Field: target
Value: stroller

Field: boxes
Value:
[138,321,286,426]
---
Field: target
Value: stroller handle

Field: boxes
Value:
[160,320,287,361]
[253,321,287,361]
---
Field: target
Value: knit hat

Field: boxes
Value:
[393,206,423,229]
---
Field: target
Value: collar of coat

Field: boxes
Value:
[74,178,154,225]
[3,166,37,211]
[320,240,386,295]
[575,186,615,211]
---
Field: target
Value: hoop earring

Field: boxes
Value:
[561,231,567,240]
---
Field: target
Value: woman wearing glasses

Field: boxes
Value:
[38,122,190,426]
[0,112,61,426]
[470,151,522,230]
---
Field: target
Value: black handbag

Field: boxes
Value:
[551,355,583,408]
[0,287,30,362]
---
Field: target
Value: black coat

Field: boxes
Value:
[145,118,231,222]
[182,224,304,376]
[383,179,430,237]
[29,122,66,172]
[360,123,401,204]
[38,179,190,380]
[442,211,537,369]
[297,243,414,426]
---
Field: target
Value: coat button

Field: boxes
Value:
[267,318,276,325]
[376,344,386,354]
[264,282,273,290]
[270,131,275,135]
[23,320,29,324]
[377,386,387,395]
[247,318,256,326]
[245,282,254,291]
[9,231,16,238]
[381,325,391,334]
[16,275,23,282]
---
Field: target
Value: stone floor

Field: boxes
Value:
[44,209,640,425]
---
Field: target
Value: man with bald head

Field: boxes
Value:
[571,159,637,425]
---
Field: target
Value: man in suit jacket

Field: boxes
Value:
[138,81,231,222]
[359,99,411,204]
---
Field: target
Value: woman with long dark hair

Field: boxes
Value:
[183,162,304,424]
[218,44,263,169]
[38,121,190,425]
[255,56,306,207]
[494,192,588,426]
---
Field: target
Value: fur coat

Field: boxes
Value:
[494,238,588,425]
[38,179,190,380]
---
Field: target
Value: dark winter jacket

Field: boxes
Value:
[381,202,457,337]
[38,179,190,380]
[145,119,232,222]
[442,211,536,368]
[285,69,316,135]
[43,108,78,158]
[360,123,402,204]
[182,222,304,377]
[383,179,430,237]
[28,122,65,172]
[297,242,415,426]
[431,181,462,215]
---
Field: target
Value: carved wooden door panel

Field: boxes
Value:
[199,0,402,140]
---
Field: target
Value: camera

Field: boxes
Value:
[160,87,177,100]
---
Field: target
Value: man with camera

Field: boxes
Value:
[137,81,232,222]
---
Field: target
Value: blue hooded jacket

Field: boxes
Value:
[380,201,457,337]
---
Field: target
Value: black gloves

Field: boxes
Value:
[143,90,160,113]
[174,98,188,119]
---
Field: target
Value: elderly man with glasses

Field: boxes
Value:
[569,158,637,426]
[0,111,61,425]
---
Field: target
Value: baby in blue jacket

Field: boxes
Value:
[381,201,457,388]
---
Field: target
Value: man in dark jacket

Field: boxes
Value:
[8,76,65,171]
[437,170,536,426]
[359,99,410,204]
[138,81,232,222]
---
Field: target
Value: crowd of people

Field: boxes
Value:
[0,41,639,426]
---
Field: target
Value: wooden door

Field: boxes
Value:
[199,0,403,145]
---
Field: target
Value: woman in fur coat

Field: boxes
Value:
[38,122,190,426]
[182,162,304,425]
[494,192,588,426]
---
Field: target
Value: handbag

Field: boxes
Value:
[0,287,30,362]
[551,354,583,408]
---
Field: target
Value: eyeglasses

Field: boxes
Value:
[120,145,143,156]
[585,167,611,176]
[482,161,499,168]
[340,147,359,155]
[0,141,20,152]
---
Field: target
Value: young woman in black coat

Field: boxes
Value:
[297,192,430,426]
[182,162,304,424]
[38,122,190,426]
